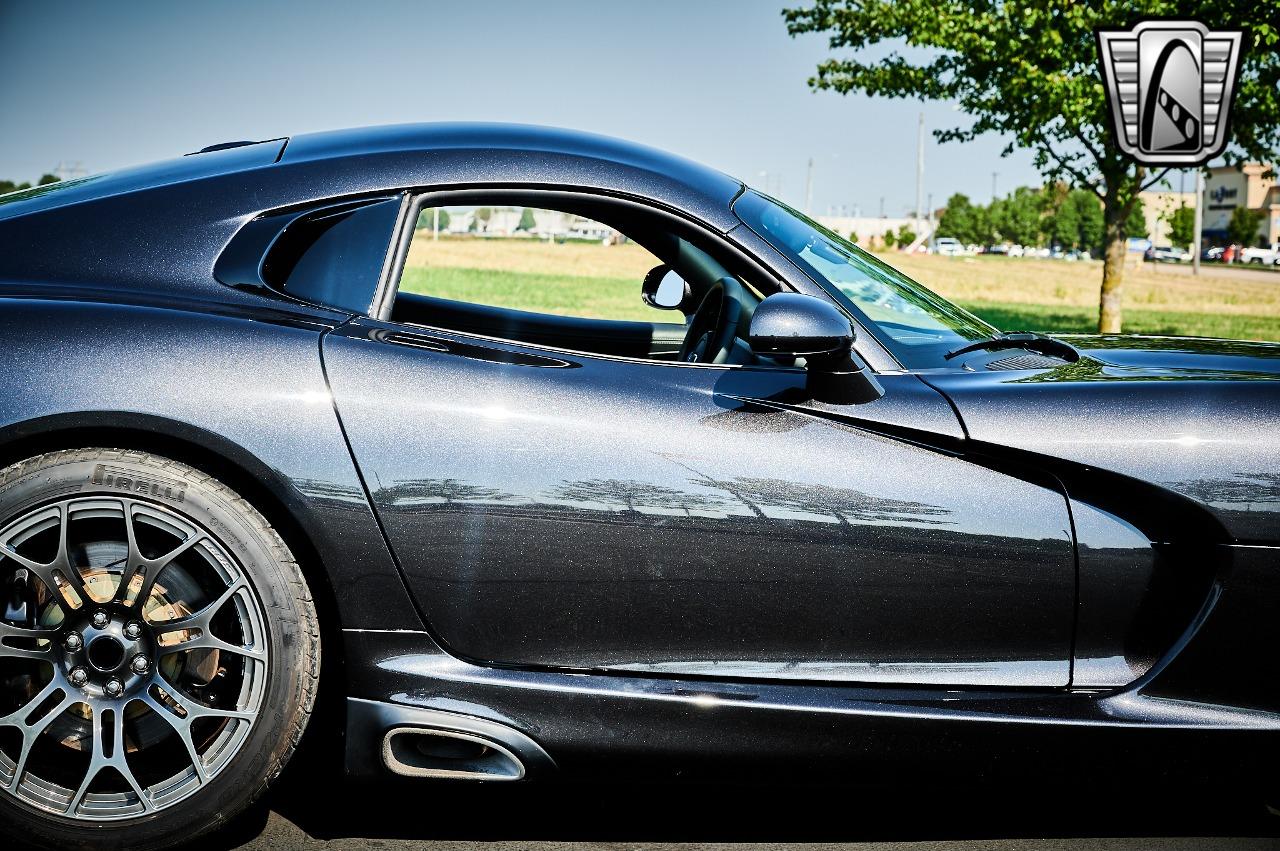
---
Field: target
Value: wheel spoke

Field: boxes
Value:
[0,493,269,821]
[0,621,57,661]
[65,702,153,815]
[0,503,90,609]
[151,675,254,724]
[114,501,207,608]
[159,627,266,662]
[0,677,63,728]
[151,579,245,638]
[144,673,253,783]
[4,686,75,790]
[140,691,208,783]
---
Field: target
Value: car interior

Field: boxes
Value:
[388,194,772,365]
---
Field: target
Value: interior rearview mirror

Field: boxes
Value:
[641,265,688,310]
[748,293,883,404]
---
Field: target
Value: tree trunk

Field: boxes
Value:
[1098,201,1127,334]
[1097,166,1143,335]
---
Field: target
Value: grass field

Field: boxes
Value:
[400,236,1280,342]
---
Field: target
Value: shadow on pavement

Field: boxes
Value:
[198,768,1277,847]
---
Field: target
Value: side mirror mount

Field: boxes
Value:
[748,293,883,404]
[641,265,689,310]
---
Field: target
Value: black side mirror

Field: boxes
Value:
[641,264,689,310]
[748,293,883,404]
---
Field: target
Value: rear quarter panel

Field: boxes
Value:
[0,295,419,631]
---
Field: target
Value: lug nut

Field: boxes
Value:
[104,678,124,698]
[69,667,89,687]
[130,655,150,674]
[63,632,83,652]
[123,621,143,640]
[91,610,109,629]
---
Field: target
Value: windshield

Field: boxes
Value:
[735,191,998,369]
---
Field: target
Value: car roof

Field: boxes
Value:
[0,124,745,305]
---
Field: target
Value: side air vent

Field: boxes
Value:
[986,353,1067,371]
[382,728,526,781]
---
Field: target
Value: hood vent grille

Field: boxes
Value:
[986,353,1066,371]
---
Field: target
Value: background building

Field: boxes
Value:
[1202,163,1279,247]
[1138,190,1195,248]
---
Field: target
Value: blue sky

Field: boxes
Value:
[0,0,1043,215]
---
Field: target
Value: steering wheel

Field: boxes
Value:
[678,276,748,365]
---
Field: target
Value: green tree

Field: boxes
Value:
[784,1,1280,333]
[516,207,537,232]
[0,180,31,195]
[881,228,896,249]
[1227,205,1265,246]
[991,186,1045,247]
[37,173,59,186]
[897,224,916,246]
[1164,204,1196,248]
[415,208,450,230]
[1125,196,1148,239]
[848,230,858,244]
[938,193,980,244]
[1048,189,1106,252]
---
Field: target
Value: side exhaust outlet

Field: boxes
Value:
[345,697,557,782]
[382,727,525,781]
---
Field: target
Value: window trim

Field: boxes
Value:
[370,185,894,372]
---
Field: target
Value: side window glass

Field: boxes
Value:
[400,206,668,323]
[261,197,401,314]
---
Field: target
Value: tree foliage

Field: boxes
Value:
[784,0,1280,331]
[1227,205,1265,245]
[1164,204,1196,247]
[516,207,537,231]
[415,208,450,230]
[1125,196,1148,239]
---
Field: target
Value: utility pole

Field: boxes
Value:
[992,172,999,202]
[879,196,885,218]
[804,158,814,215]
[433,207,439,241]
[915,112,925,238]
[1192,169,1204,276]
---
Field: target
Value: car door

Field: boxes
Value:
[323,318,1077,687]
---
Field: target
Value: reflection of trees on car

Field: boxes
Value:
[384,477,511,507]
[550,479,728,516]
[727,477,952,528]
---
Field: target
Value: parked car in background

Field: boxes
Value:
[1202,246,1225,262]
[931,237,965,256]
[1145,246,1192,263]
[1241,243,1280,265]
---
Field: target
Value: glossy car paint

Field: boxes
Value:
[0,297,419,631]
[0,124,1276,788]
[324,321,1075,686]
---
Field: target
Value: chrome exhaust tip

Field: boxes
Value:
[382,727,526,781]
[345,697,557,782]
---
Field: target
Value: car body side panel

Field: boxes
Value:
[0,296,421,631]
[324,319,1077,686]
[341,624,1280,785]
[925,352,1280,543]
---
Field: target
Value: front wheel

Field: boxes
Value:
[0,449,319,850]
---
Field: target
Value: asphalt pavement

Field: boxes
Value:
[188,766,1279,851]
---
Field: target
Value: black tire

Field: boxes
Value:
[0,448,319,851]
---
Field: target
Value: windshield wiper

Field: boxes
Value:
[944,331,1079,362]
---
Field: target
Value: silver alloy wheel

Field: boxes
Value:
[0,497,269,820]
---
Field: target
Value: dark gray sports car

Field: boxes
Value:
[0,124,1277,850]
